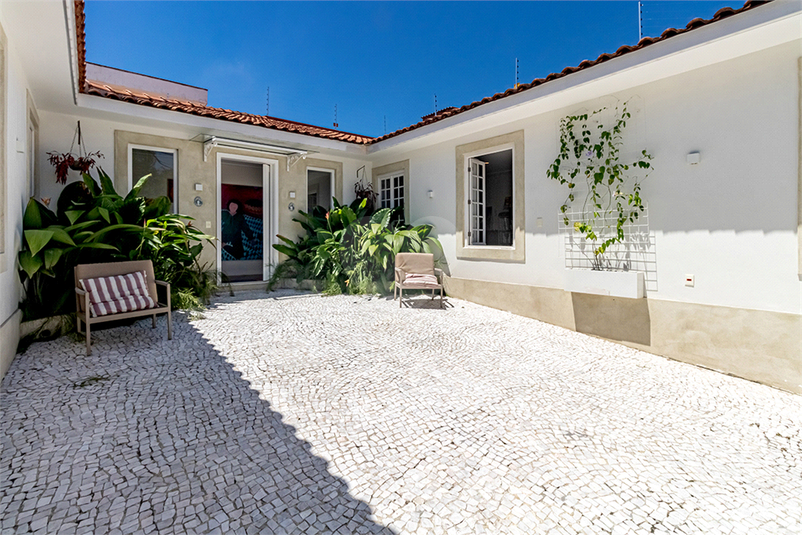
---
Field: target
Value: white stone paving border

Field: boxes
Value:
[1,290,801,535]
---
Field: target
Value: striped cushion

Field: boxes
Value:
[79,271,157,317]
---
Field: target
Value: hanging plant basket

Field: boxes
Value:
[47,121,103,184]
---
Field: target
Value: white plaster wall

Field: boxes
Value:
[387,41,801,316]
[37,109,373,204]
[36,110,187,203]
[0,15,40,376]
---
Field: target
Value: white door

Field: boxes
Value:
[468,158,486,245]
[262,163,271,281]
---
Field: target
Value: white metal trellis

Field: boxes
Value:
[559,203,657,289]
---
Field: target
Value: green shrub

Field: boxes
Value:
[270,198,443,295]
[18,169,217,320]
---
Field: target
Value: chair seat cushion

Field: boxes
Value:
[79,271,157,317]
[403,273,441,288]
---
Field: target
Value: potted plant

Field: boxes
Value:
[47,121,103,184]
[353,167,377,215]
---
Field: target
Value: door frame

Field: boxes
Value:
[216,152,279,282]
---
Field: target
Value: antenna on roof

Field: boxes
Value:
[638,1,643,42]
[333,104,339,128]
[515,58,519,89]
[434,94,438,115]
[265,87,270,116]
[384,115,387,135]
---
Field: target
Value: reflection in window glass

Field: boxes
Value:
[132,148,175,207]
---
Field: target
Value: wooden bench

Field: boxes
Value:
[74,260,172,355]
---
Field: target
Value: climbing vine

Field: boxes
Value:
[546,103,653,267]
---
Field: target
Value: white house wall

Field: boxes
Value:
[35,108,372,270]
[0,13,40,377]
[386,40,800,317]
[373,40,801,393]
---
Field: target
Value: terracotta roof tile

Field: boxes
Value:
[75,0,86,90]
[371,0,771,144]
[83,79,375,145]
[74,0,770,147]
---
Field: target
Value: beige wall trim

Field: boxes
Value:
[445,276,802,395]
[455,130,525,262]
[115,130,316,269]
[303,158,343,208]
[798,56,802,279]
[372,159,410,222]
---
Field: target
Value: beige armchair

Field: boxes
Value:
[394,253,444,308]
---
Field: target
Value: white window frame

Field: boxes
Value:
[306,166,335,211]
[127,144,178,212]
[463,142,516,249]
[379,171,404,210]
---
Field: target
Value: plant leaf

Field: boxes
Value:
[18,250,43,279]
[49,228,75,246]
[24,230,54,256]
[43,248,64,270]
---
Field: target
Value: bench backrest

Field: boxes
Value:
[74,260,158,312]
[395,253,434,276]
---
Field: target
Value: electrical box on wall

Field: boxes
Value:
[684,274,695,287]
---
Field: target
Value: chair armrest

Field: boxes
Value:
[75,287,90,316]
[155,280,171,309]
[434,268,444,282]
[394,267,404,283]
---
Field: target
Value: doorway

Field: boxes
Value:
[219,159,267,282]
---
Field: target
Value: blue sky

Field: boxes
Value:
[85,1,736,137]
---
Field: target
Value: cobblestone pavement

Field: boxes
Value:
[2,290,801,535]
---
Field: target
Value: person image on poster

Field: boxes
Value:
[221,199,256,259]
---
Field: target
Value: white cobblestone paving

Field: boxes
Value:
[1,290,801,535]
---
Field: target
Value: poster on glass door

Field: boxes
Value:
[221,184,263,261]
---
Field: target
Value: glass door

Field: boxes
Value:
[469,158,486,245]
[220,159,265,282]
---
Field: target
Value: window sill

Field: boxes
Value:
[456,239,524,262]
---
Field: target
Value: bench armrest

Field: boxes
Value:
[75,287,87,296]
[154,280,171,309]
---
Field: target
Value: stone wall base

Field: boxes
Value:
[444,276,802,395]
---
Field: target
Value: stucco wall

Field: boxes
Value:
[35,111,371,277]
[0,16,43,377]
[382,41,801,317]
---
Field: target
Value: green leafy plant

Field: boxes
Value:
[18,169,216,320]
[348,208,439,293]
[270,197,442,295]
[546,103,653,269]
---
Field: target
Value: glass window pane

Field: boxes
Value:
[132,148,175,206]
